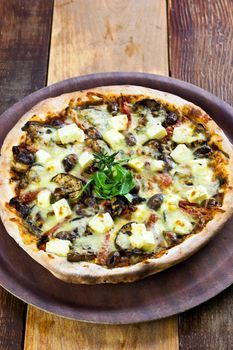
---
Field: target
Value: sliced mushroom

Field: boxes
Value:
[147,194,164,210]
[85,127,103,140]
[106,251,121,268]
[194,145,212,157]
[12,146,35,165]
[107,102,119,116]
[62,154,78,172]
[134,99,161,111]
[115,222,133,251]
[163,112,178,127]
[67,251,96,262]
[125,132,137,146]
[55,231,77,241]
[9,197,31,218]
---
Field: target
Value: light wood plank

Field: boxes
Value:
[25,1,177,349]
[25,307,178,350]
[48,0,168,82]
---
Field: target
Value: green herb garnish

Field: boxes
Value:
[81,152,135,199]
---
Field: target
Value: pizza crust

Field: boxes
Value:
[1,85,233,284]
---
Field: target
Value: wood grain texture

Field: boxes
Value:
[169,0,233,105]
[0,1,53,349]
[48,0,168,82]
[25,1,178,349]
[169,1,233,349]
[0,288,25,350]
[25,307,178,350]
[0,0,54,115]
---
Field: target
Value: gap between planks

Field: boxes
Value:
[24,1,178,349]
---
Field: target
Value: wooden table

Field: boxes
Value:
[0,1,232,349]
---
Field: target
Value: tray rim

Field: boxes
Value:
[0,72,232,324]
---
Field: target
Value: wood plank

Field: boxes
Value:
[0,1,53,349]
[169,0,233,105]
[169,1,233,349]
[48,0,168,81]
[25,307,178,350]
[25,1,178,349]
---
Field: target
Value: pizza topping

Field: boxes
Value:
[8,93,229,267]
[194,145,212,157]
[46,238,71,257]
[12,146,35,165]
[58,123,85,144]
[163,112,178,127]
[147,193,164,210]
[125,132,137,146]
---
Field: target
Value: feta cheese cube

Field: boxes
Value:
[186,185,209,204]
[88,213,114,234]
[166,210,193,235]
[46,239,71,257]
[103,130,125,150]
[162,194,180,212]
[146,123,167,140]
[129,223,155,251]
[173,218,193,235]
[58,123,85,144]
[37,189,51,209]
[151,159,164,172]
[45,159,63,174]
[128,158,144,172]
[35,149,51,164]
[52,198,72,222]
[79,151,94,169]
[171,144,193,164]
[172,124,194,144]
[131,204,151,222]
[108,114,128,131]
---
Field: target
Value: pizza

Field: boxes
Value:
[0,85,232,284]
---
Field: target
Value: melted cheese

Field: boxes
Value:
[13,101,223,261]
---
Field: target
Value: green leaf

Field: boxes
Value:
[80,152,136,200]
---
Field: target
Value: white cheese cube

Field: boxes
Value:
[172,124,194,144]
[88,213,114,234]
[128,158,144,172]
[45,159,63,174]
[162,194,180,212]
[37,189,51,209]
[58,123,85,144]
[108,114,128,131]
[35,149,51,164]
[131,204,151,222]
[151,159,164,172]
[166,210,193,235]
[146,123,167,140]
[171,144,193,164]
[103,130,125,151]
[173,218,193,235]
[52,198,72,222]
[186,185,209,204]
[79,151,94,169]
[46,239,71,257]
[190,159,216,189]
[129,223,155,252]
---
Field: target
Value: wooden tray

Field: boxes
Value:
[0,73,232,324]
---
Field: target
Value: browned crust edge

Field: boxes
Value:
[0,85,233,284]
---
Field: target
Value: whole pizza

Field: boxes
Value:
[0,85,232,284]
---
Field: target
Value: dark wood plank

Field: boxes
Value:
[0,0,53,349]
[0,0,53,114]
[169,1,233,349]
[169,0,233,105]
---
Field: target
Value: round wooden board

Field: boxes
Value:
[0,73,232,324]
